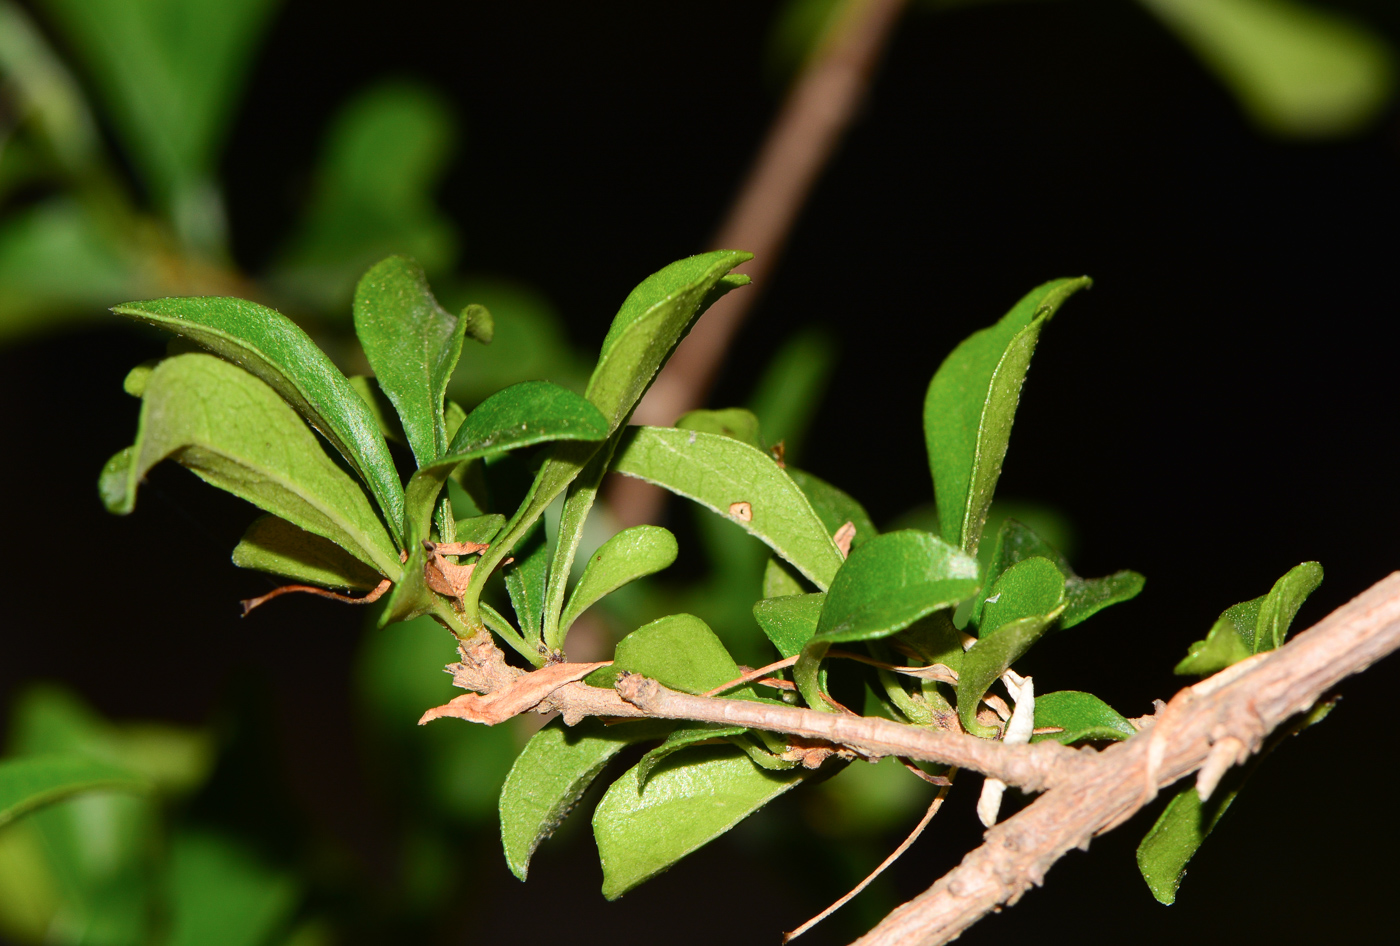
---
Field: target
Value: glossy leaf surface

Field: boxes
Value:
[231,515,384,591]
[111,296,404,540]
[1136,778,1242,905]
[814,530,979,643]
[499,718,669,881]
[753,593,825,658]
[0,756,148,830]
[924,278,1089,553]
[559,525,679,637]
[105,354,401,577]
[1176,562,1322,675]
[1030,690,1137,744]
[594,745,804,899]
[353,256,468,466]
[612,426,844,589]
[504,523,550,643]
[608,614,744,695]
[788,468,877,552]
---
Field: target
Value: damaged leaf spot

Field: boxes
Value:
[729,501,753,522]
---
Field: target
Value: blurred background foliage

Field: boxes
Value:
[1,0,1397,944]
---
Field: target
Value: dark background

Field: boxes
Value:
[4,0,1398,942]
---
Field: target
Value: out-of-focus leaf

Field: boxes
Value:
[103,353,402,577]
[1136,778,1242,905]
[594,745,806,899]
[504,522,550,644]
[1176,562,1322,675]
[467,253,750,615]
[499,718,670,880]
[0,1,99,170]
[1030,691,1137,744]
[0,817,62,942]
[232,514,384,591]
[448,277,588,402]
[753,593,825,658]
[0,757,148,831]
[112,295,405,541]
[762,557,807,599]
[0,198,154,341]
[612,426,845,589]
[559,525,678,638]
[1140,0,1394,137]
[924,278,1089,553]
[274,82,458,309]
[787,467,877,552]
[766,0,848,81]
[746,327,835,464]
[165,830,299,946]
[815,530,978,643]
[35,0,279,237]
[353,256,469,467]
[675,407,763,449]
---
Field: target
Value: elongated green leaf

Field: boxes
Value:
[541,433,623,653]
[353,256,468,466]
[1140,0,1394,138]
[788,468,877,552]
[0,2,100,172]
[231,515,384,591]
[504,523,550,644]
[165,830,299,946]
[1176,562,1322,675]
[636,725,750,784]
[924,278,1090,554]
[455,514,505,546]
[675,407,763,449]
[0,756,148,830]
[499,718,670,881]
[753,593,825,659]
[747,327,835,463]
[594,745,805,899]
[815,530,979,643]
[348,374,406,444]
[111,296,405,541]
[612,426,845,589]
[559,525,678,638]
[1031,691,1137,744]
[1136,779,1242,905]
[104,354,401,577]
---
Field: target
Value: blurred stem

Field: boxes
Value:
[614,0,908,526]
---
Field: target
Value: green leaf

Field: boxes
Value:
[348,374,406,445]
[231,515,384,591]
[1139,0,1395,138]
[675,407,764,449]
[594,745,805,899]
[559,525,678,638]
[607,614,744,695]
[272,82,458,309]
[787,468,878,552]
[454,514,505,547]
[504,522,550,644]
[611,426,845,589]
[0,756,148,831]
[1030,691,1137,744]
[36,0,279,243]
[165,831,299,946]
[924,278,1090,553]
[753,593,825,659]
[635,726,750,784]
[1136,780,1242,905]
[104,353,402,577]
[762,557,807,599]
[1176,562,1322,675]
[815,530,979,643]
[746,327,835,463]
[111,295,405,542]
[957,557,1067,735]
[0,2,100,172]
[353,256,469,467]
[499,718,670,881]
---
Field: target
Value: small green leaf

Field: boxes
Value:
[607,614,744,695]
[0,756,148,830]
[1030,691,1137,744]
[979,556,1066,637]
[762,557,807,599]
[815,530,979,643]
[352,255,468,467]
[1136,780,1241,905]
[106,353,401,577]
[499,718,670,881]
[1176,562,1323,675]
[559,525,679,638]
[675,408,764,449]
[753,593,825,658]
[504,523,550,643]
[636,725,749,784]
[1140,0,1395,138]
[594,745,805,899]
[788,468,877,552]
[231,515,384,591]
[924,278,1090,553]
[165,830,299,946]
[454,514,505,546]
[611,426,845,589]
[111,295,405,542]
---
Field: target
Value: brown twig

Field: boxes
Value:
[614,0,908,526]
